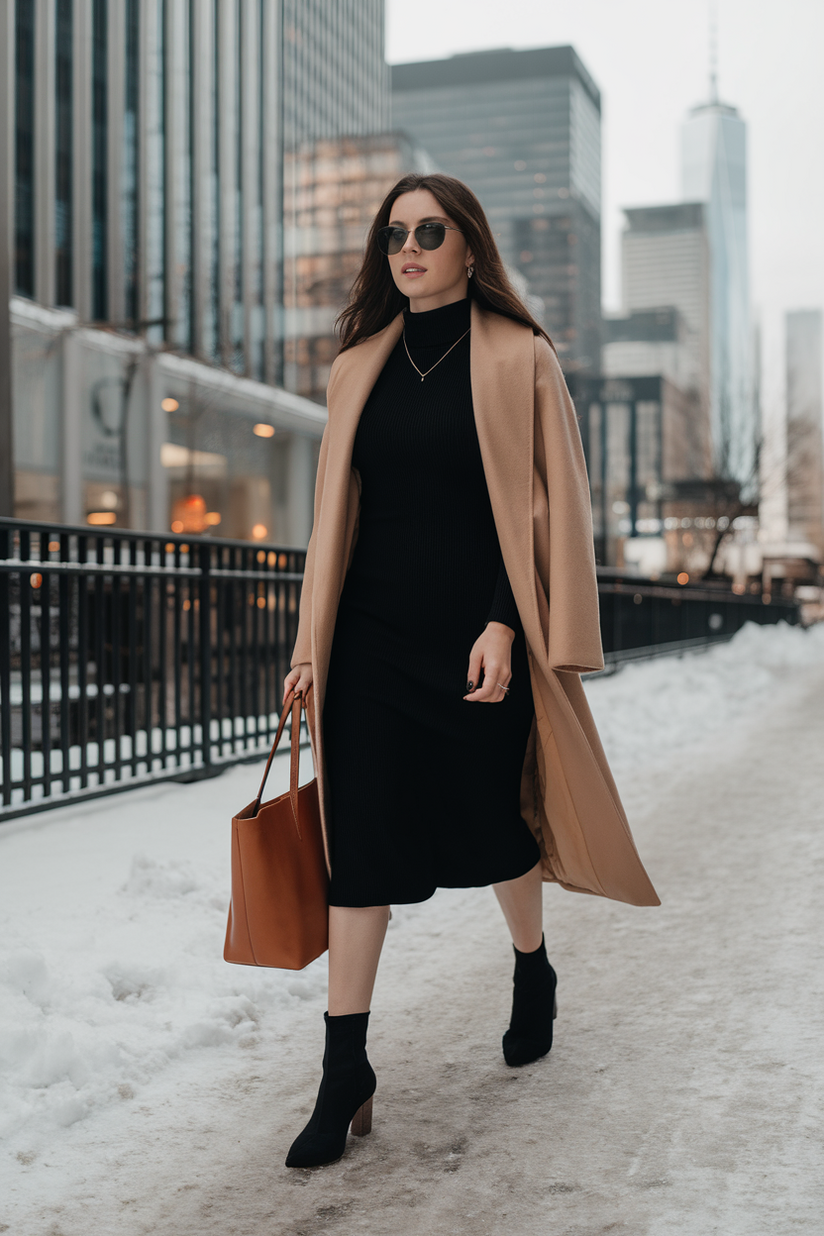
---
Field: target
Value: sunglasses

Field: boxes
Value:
[376,222,464,256]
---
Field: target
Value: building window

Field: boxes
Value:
[231,0,244,373]
[92,0,108,320]
[203,0,220,361]
[14,0,35,297]
[145,0,165,344]
[123,0,140,325]
[55,0,73,306]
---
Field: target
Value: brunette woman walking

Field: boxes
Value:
[281,172,658,1169]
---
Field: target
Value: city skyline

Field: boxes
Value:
[385,0,824,419]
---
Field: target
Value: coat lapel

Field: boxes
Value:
[469,301,546,663]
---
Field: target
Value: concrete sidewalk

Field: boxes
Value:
[3,655,823,1235]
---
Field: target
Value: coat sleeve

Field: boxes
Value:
[534,336,604,674]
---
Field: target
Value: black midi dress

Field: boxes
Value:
[323,296,541,906]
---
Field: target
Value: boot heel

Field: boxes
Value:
[350,1095,373,1137]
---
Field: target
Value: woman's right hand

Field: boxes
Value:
[283,662,313,705]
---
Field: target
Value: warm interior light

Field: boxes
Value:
[677,572,690,585]
[205,511,221,526]
[30,573,43,589]
[48,541,60,552]
[100,490,119,510]
[253,423,275,438]
[170,493,208,534]
[165,542,176,552]
[267,551,277,567]
[256,596,266,609]
[251,524,268,540]
[257,550,266,563]
[161,397,179,412]
[88,511,117,526]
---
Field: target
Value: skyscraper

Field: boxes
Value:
[786,310,824,555]
[681,98,753,489]
[391,46,602,374]
[4,0,388,542]
[620,202,711,414]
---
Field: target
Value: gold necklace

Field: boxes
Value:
[403,326,471,382]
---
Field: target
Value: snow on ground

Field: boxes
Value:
[585,619,824,778]
[1,619,823,1234]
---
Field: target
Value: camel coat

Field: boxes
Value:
[291,299,660,908]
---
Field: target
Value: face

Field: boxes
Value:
[383,189,475,313]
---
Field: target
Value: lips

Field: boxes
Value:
[402,264,427,274]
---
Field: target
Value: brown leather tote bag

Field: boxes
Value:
[224,688,329,970]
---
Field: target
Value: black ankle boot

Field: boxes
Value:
[502,934,558,1067]
[285,1011,376,1168]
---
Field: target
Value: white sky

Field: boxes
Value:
[386,0,824,416]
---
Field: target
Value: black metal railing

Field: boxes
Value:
[0,517,800,822]
[0,517,306,821]
[597,569,799,664]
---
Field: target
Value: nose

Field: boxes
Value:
[401,229,420,254]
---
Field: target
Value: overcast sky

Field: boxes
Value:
[386,0,824,415]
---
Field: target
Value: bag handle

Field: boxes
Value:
[251,687,307,837]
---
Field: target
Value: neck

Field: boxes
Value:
[407,283,469,313]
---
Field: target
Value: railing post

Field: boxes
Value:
[199,541,212,769]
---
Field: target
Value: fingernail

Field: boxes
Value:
[465,680,473,692]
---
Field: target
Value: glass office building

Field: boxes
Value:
[7,0,388,541]
[681,99,754,491]
[391,46,603,374]
[282,130,435,403]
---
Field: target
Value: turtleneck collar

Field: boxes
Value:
[402,296,471,348]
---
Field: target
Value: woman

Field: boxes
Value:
[282,173,659,1169]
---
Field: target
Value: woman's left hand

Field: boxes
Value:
[463,621,515,702]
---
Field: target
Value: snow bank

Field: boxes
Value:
[0,847,328,1149]
[1,620,822,1161]
[586,620,824,777]
[0,743,328,1158]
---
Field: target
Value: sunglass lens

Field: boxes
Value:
[417,223,446,250]
[377,226,406,255]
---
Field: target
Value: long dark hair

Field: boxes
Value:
[336,172,553,352]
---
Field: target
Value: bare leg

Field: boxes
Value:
[327,905,391,1015]
[493,859,544,952]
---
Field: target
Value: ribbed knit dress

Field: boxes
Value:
[322,296,541,906]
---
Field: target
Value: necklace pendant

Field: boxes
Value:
[421,375,425,382]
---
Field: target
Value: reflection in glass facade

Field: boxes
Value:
[392,46,602,374]
[283,132,435,402]
[278,0,389,390]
